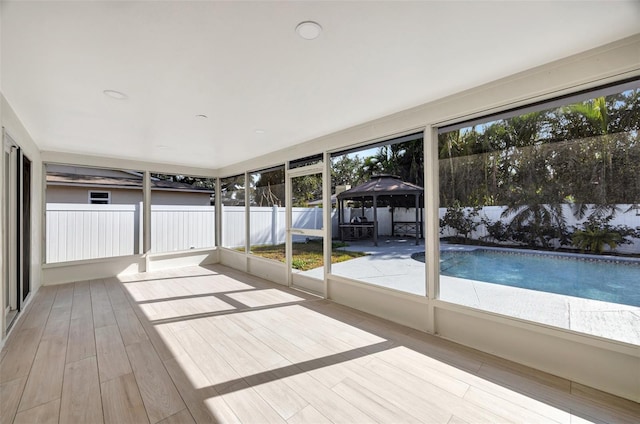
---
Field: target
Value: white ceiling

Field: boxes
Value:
[2,1,639,170]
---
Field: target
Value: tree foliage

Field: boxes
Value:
[292,174,322,207]
[439,201,480,243]
[438,89,640,211]
[220,175,245,206]
[438,87,640,252]
[331,155,366,188]
[150,173,215,189]
[251,168,285,207]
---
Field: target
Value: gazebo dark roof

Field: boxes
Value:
[337,175,423,199]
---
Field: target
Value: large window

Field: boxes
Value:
[437,82,640,344]
[248,166,286,262]
[150,173,215,253]
[330,133,425,295]
[45,164,143,262]
[220,174,246,250]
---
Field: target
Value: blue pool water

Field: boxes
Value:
[437,249,640,307]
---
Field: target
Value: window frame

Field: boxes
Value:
[434,80,640,345]
[88,190,111,204]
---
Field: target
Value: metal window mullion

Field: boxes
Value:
[322,152,331,299]
[285,163,293,286]
[424,126,440,334]
[215,177,221,248]
[244,171,250,256]
[143,171,151,255]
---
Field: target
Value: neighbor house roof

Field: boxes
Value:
[46,172,215,193]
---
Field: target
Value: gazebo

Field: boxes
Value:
[336,174,424,246]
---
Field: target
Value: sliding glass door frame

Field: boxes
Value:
[285,161,328,296]
[2,129,31,333]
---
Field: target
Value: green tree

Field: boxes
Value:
[331,155,366,188]
[362,137,424,187]
[252,168,285,207]
[150,173,215,189]
[220,175,245,206]
[291,174,322,207]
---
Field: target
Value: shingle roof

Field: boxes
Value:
[46,172,214,193]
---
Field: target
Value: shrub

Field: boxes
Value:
[571,215,639,254]
[440,201,481,243]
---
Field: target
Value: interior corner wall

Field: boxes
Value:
[1,93,43,338]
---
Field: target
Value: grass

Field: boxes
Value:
[247,240,367,271]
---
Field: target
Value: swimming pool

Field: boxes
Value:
[425,248,639,307]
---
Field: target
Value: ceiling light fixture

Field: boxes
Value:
[255,129,265,134]
[196,114,208,119]
[296,21,322,40]
[103,89,128,100]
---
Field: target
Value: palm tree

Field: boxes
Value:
[501,199,567,248]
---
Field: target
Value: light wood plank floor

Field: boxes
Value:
[1,264,638,424]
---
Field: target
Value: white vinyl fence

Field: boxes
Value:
[46,202,640,263]
[222,205,329,248]
[46,203,216,263]
[150,205,216,253]
[46,203,330,262]
[439,204,640,254]
[46,203,139,263]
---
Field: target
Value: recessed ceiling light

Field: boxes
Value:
[156,145,169,149]
[255,129,265,134]
[103,89,128,100]
[296,21,322,40]
[196,114,208,119]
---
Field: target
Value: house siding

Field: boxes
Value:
[46,186,211,205]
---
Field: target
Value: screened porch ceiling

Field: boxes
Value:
[2,1,639,169]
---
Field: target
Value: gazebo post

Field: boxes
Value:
[373,194,378,246]
[420,199,424,239]
[338,199,343,241]
[414,194,419,245]
[390,197,395,238]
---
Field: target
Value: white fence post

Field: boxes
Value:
[138,201,143,254]
[220,203,225,248]
[271,205,278,246]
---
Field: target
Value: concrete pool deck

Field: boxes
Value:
[302,239,640,345]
